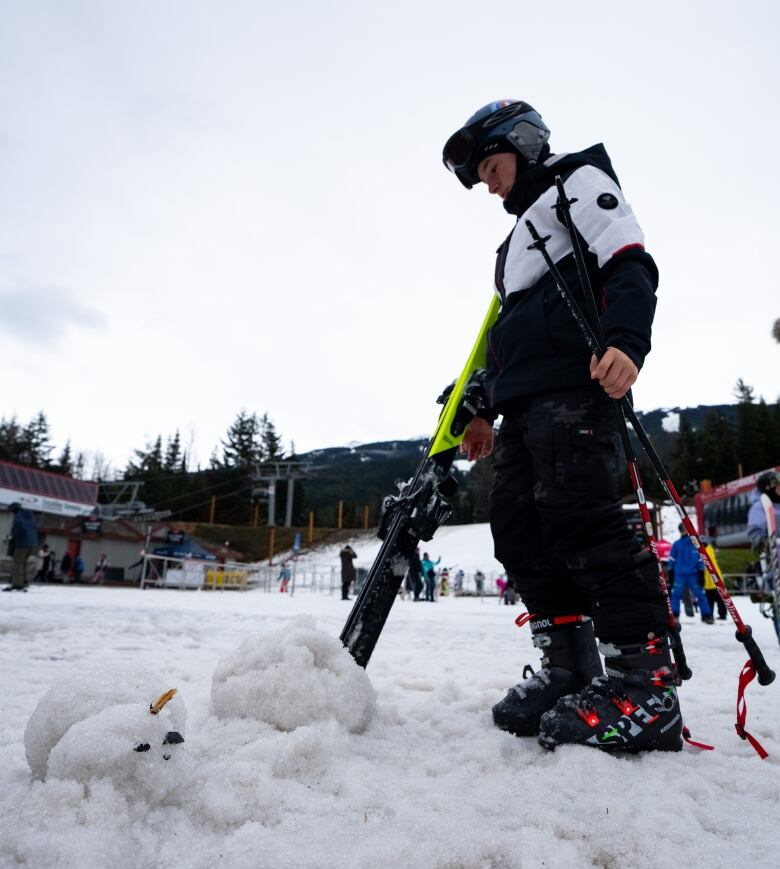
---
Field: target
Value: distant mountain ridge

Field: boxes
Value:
[298,404,739,466]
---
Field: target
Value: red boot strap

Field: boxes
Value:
[514,612,536,628]
[735,660,769,759]
[514,612,585,629]
[682,725,714,751]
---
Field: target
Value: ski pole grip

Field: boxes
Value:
[736,625,776,685]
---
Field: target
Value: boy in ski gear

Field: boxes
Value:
[443,100,681,752]
[668,524,713,623]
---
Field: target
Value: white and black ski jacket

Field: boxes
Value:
[484,144,658,413]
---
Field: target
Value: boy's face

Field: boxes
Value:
[477,152,516,199]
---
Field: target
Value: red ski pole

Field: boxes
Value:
[525,215,774,755]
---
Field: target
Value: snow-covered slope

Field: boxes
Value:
[1,527,778,869]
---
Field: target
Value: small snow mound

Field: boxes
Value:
[24,667,186,781]
[211,615,377,733]
[47,702,189,802]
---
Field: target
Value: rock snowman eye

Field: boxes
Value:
[162,731,185,759]
[133,742,151,753]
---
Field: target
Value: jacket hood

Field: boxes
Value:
[502,143,620,217]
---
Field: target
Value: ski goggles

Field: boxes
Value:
[442,127,481,189]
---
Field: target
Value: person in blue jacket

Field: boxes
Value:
[668,524,712,623]
[421,553,440,602]
[4,503,38,592]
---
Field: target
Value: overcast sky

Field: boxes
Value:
[1,1,778,475]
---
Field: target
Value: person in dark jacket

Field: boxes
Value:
[60,552,72,583]
[442,99,679,753]
[4,503,38,592]
[409,547,424,601]
[339,545,357,600]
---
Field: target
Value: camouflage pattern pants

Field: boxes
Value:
[489,386,667,645]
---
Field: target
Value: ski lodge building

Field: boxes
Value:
[0,460,217,582]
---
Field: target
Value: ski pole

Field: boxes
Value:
[524,217,775,689]
[552,176,691,681]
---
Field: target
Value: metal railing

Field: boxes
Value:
[138,554,506,597]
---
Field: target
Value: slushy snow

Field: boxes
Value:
[211,615,376,733]
[1,523,779,869]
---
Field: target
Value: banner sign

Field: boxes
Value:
[0,487,94,519]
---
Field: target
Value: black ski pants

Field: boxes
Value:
[489,386,668,645]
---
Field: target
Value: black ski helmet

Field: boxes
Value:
[756,469,780,503]
[442,99,550,189]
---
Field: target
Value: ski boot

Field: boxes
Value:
[538,635,683,752]
[492,615,603,737]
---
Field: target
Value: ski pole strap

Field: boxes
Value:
[735,660,769,759]
[682,726,714,752]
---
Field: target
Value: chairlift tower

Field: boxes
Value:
[251,461,312,527]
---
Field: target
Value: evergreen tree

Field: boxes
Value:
[260,413,284,461]
[220,411,262,468]
[697,411,737,485]
[56,441,74,476]
[671,413,700,489]
[0,416,25,464]
[734,378,755,403]
[773,318,780,343]
[73,451,86,479]
[164,430,183,473]
[125,435,164,477]
[773,402,780,464]
[21,412,54,467]
[0,412,54,467]
[734,379,761,475]
[751,399,776,473]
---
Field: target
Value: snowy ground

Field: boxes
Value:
[1,573,779,868]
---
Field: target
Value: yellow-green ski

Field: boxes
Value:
[341,294,501,667]
[428,295,500,457]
